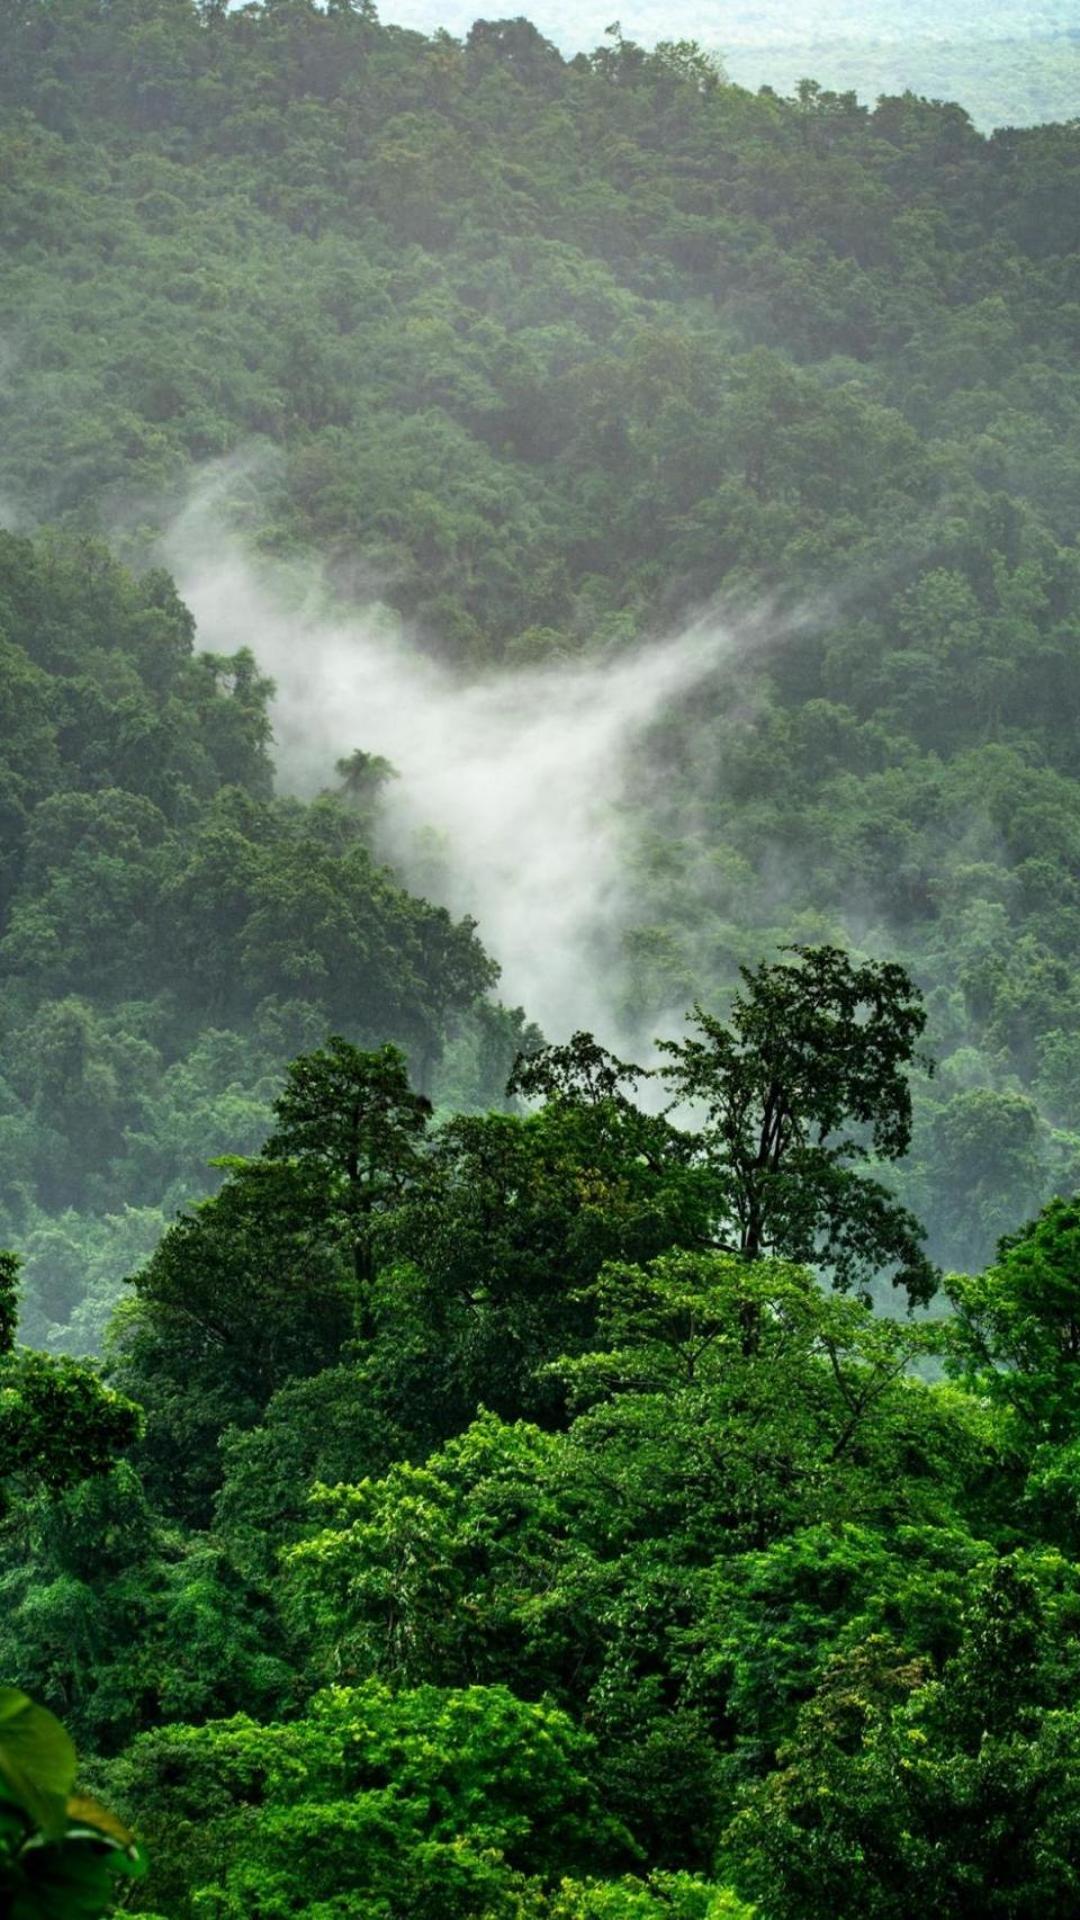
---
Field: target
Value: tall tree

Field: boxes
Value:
[267,1036,433,1315]
[658,946,937,1303]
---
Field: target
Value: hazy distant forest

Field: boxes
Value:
[377,0,1080,132]
[3,2,1080,1914]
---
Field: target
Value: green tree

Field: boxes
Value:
[922,1089,1048,1271]
[111,1038,436,1518]
[725,1557,1080,1919]
[658,946,937,1303]
[948,1196,1080,1440]
[109,1159,356,1524]
[0,1254,139,1518]
[267,1035,432,1314]
[380,1062,705,1429]
[110,1681,631,1920]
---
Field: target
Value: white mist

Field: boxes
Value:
[165,506,733,1043]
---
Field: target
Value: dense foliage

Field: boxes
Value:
[0,529,523,1348]
[2,0,1080,1293]
[4,5,1080,1913]
[5,995,1080,1915]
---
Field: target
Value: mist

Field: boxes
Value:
[164,502,736,1047]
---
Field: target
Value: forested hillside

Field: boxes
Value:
[0,529,519,1349]
[4,9,1080,1913]
[2,0,1080,1288]
[8,986,1080,1917]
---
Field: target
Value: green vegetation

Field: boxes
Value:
[0,1688,146,1919]
[0,1268,145,1914]
[380,0,1080,130]
[0,529,522,1348]
[6,988,1080,1914]
[2,0,1080,1300]
[3,3,1080,1912]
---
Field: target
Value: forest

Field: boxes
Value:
[2,0,1080,1911]
[9,977,1080,1917]
[376,0,1080,131]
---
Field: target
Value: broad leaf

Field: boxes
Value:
[0,1690,76,1839]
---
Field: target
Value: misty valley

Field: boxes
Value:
[2,1,1080,1915]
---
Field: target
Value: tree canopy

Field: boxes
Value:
[2,7,1080,1915]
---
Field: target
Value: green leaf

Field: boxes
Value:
[0,1690,76,1839]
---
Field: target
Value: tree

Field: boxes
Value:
[267,1035,433,1311]
[331,747,397,839]
[110,1039,436,1520]
[947,1195,1080,1440]
[658,946,937,1303]
[281,1249,963,1865]
[554,1252,951,1558]
[725,1557,1080,1920]
[380,1070,706,1429]
[921,1089,1048,1272]
[109,1156,357,1524]
[0,1253,139,1518]
[0,1255,16,1358]
[110,1680,632,1919]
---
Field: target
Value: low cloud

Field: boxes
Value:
[164,485,743,1044]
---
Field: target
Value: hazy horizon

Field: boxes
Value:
[379,0,1080,128]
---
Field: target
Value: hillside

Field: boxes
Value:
[0,528,516,1348]
[3,0,1080,1286]
[5,8,1080,1918]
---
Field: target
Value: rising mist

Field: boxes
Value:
[166,500,735,1045]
